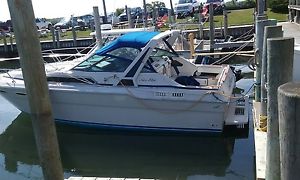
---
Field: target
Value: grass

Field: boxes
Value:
[175,8,288,28]
[0,29,93,44]
[0,8,288,44]
[39,29,92,41]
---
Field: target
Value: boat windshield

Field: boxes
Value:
[151,48,176,57]
[73,47,140,72]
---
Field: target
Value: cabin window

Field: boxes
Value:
[107,47,140,61]
[91,56,132,72]
[73,47,140,72]
[151,48,177,58]
[73,54,106,70]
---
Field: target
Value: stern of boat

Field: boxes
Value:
[223,95,250,137]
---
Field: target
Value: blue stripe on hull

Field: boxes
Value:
[55,118,223,134]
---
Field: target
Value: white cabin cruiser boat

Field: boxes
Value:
[0,30,248,134]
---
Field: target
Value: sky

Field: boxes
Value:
[0,0,208,21]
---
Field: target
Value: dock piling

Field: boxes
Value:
[102,0,108,24]
[266,37,294,180]
[278,82,300,180]
[189,33,195,58]
[143,0,147,27]
[295,0,300,23]
[55,30,60,48]
[7,0,64,179]
[2,32,8,53]
[71,15,77,47]
[254,18,276,102]
[50,26,56,48]
[209,3,215,52]
[126,6,133,28]
[223,9,228,38]
[93,6,103,48]
[168,9,173,25]
[260,25,283,116]
[199,13,203,40]
[9,33,13,52]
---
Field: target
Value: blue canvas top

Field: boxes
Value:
[95,31,159,55]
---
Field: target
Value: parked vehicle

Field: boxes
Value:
[0,21,9,32]
[174,0,200,18]
[118,7,143,22]
[107,12,120,25]
[0,20,13,32]
[35,18,52,29]
[54,16,87,30]
[54,17,71,29]
[149,7,169,18]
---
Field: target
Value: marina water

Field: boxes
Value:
[0,77,255,180]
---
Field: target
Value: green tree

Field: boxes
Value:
[268,0,288,13]
[146,1,166,13]
[115,8,124,16]
[152,1,166,8]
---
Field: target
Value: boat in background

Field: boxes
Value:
[0,30,249,134]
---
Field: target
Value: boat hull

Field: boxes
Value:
[0,86,227,133]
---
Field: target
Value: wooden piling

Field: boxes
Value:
[278,82,300,180]
[199,13,203,39]
[254,18,276,102]
[168,9,173,25]
[169,0,175,18]
[152,7,158,28]
[2,32,8,53]
[289,0,296,21]
[7,0,63,180]
[223,9,228,38]
[50,26,56,48]
[71,15,77,47]
[209,3,214,53]
[296,0,300,23]
[55,30,60,48]
[143,0,147,28]
[266,37,294,180]
[126,6,133,29]
[9,34,13,52]
[189,33,195,59]
[257,0,266,16]
[93,6,103,48]
[102,0,108,24]
[260,25,283,116]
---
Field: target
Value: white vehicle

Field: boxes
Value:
[175,0,200,17]
[0,30,249,134]
[107,12,120,25]
[35,18,52,30]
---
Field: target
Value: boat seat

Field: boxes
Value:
[175,76,200,86]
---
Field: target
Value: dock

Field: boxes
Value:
[253,22,300,180]
[253,102,266,180]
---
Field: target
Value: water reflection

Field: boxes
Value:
[0,113,237,179]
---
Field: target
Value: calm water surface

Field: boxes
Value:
[0,78,255,180]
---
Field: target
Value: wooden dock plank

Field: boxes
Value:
[253,102,267,180]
